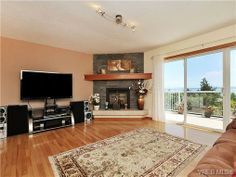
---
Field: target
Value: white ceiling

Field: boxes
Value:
[1,1,236,54]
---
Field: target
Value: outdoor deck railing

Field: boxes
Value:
[164,91,223,117]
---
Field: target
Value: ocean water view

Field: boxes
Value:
[165,87,236,93]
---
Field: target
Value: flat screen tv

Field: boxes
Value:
[20,70,73,100]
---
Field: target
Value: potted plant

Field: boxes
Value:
[204,106,214,118]
[177,103,184,114]
[233,110,236,118]
[231,101,236,118]
[129,80,150,110]
[233,106,236,118]
[176,102,192,114]
[89,93,100,110]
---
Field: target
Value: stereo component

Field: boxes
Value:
[0,106,7,139]
[70,101,92,123]
[29,106,73,134]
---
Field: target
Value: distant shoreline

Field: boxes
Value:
[165,87,236,93]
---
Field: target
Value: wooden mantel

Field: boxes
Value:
[84,73,152,81]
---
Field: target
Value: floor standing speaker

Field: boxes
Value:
[70,101,92,123]
[0,106,7,139]
[7,105,28,136]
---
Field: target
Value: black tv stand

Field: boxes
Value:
[28,103,74,134]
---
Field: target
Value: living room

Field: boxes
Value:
[0,1,236,177]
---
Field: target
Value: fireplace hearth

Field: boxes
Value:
[106,88,130,110]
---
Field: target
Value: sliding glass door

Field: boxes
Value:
[164,60,184,122]
[186,52,223,130]
[164,48,235,131]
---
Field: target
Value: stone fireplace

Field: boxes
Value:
[106,88,130,110]
[93,53,144,110]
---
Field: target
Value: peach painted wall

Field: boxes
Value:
[0,38,2,106]
[0,37,93,107]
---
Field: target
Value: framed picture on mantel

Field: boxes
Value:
[107,59,132,72]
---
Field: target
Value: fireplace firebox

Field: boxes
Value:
[106,88,130,110]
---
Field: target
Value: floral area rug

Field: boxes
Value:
[49,128,206,177]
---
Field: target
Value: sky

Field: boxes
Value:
[164,50,236,90]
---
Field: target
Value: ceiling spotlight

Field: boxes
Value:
[96,8,105,16]
[95,8,137,32]
[115,15,122,24]
[131,25,136,32]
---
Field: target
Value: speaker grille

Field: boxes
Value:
[84,101,89,111]
[0,107,7,124]
[7,105,28,136]
[0,106,7,139]
[85,112,92,119]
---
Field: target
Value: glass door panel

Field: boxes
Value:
[186,52,223,130]
[231,50,236,121]
[164,60,184,122]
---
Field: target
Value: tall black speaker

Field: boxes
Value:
[70,101,92,123]
[7,105,28,136]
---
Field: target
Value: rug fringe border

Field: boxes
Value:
[171,145,208,177]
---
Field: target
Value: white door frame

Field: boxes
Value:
[183,58,187,123]
[223,48,231,130]
[183,50,227,131]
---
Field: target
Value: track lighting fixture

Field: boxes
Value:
[96,8,136,32]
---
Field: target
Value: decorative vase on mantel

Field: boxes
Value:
[137,95,144,110]
[94,105,100,111]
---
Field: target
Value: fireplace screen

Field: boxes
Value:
[106,88,130,110]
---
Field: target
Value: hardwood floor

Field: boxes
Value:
[0,119,221,177]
